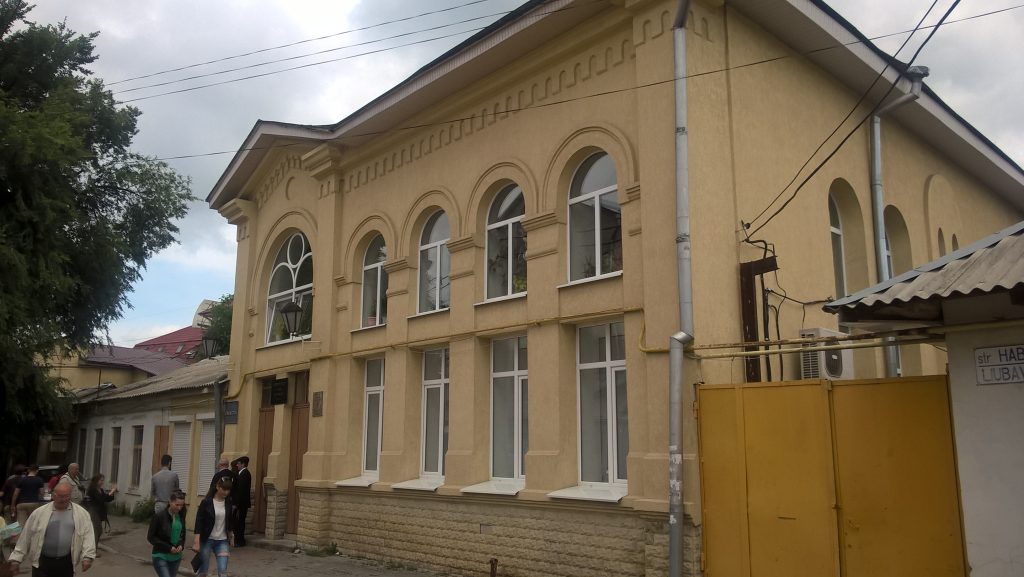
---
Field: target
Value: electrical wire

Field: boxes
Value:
[130,3,1020,161]
[106,0,499,86]
[745,0,964,237]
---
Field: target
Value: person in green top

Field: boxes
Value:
[147,489,186,577]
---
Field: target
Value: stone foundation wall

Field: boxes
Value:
[294,488,701,577]
[263,483,288,539]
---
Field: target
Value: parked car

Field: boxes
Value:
[35,466,62,484]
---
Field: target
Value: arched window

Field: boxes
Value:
[828,194,847,297]
[569,152,621,281]
[951,234,959,252]
[266,232,313,343]
[361,235,388,328]
[418,211,450,313]
[937,228,947,257]
[486,184,527,299]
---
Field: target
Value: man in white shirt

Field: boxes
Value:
[7,482,95,576]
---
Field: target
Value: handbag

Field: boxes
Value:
[190,551,203,573]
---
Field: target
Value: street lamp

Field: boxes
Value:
[281,300,303,338]
[201,335,219,359]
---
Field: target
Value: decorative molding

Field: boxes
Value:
[633,9,672,47]
[256,154,303,209]
[333,274,348,287]
[625,183,641,202]
[628,226,642,237]
[336,304,348,312]
[247,307,258,317]
[220,198,256,241]
[449,268,474,281]
[382,258,410,274]
[385,287,409,298]
[446,236,478,254]
[524,246,558,261]
[521,212,560,232]
[339,35,635,194]
[303,144,345,179]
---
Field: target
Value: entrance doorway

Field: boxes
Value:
[254,382,275,534]
[285,372,309,535]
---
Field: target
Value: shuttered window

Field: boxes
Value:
[198,420,217,494]
[172,422,192,496]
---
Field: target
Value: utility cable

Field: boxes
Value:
[743,0,940,230]
[745,0,963,237]
[128,2,1015,160]
[107,0,498,86]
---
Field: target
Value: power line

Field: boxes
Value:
[107,0,497,86]
[744,0,965,237]
[112,8,534,96]
[743,0,941,229]
[135,3,1019,163]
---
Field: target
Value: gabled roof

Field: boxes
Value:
[825,220,1024,322]
[135,326,204,347]
[82,345,186,377]
[208,0,1024,213]
[74,356,229,403]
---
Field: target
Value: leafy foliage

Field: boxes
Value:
[0,0,193,461]
[201,293,233,358]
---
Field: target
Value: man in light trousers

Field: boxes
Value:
[7,482,95,577]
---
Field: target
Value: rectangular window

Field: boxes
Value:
[78,428,87,467]
[421,348,449,477]
[492,336,528,480]
[363,358,385,476]
[131,426,144,488]
[578,321,627,485]
[111,427,122,484]
[93,428,104,477]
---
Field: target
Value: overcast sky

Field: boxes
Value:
[29,0,1024,346]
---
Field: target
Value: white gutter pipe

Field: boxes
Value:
[671,2,695,576]
[870,65,928,377]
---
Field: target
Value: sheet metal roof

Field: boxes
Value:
[83,345,186,376]
[75,356,228,403]
[826,221,1024,321]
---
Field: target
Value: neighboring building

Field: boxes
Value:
[206,0,1024,575]
[71,356,229,528]
[826,221,1024,577]
[134,326,206,362]
[51,345,185,390]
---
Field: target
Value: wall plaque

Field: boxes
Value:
[223,400,239,424]
[270,378,289,405]
[312,391,323,417]
[975,344,1024,385]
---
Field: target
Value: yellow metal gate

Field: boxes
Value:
[698,376,965,577]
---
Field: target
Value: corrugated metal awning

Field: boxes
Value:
[825,220,1024,323]
[75,356,229,403]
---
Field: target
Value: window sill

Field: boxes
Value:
[335,474,378,488]
[556,270,623,290]
[474,293,526,307]
[461,479,525,496]
[350,323,386,334]
[392,477,444,491]
[407,308,450,320]
[547,483,627,503]
[256,335,312,350]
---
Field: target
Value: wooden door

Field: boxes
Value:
[285,373,309,534]
[254,405,274,534]
[151,425,169,474]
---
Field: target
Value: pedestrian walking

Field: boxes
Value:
[83,476,116,547]
[150,455,179,516]
[147,490,186,577]
[0,466,25,522]
[208,456,235,492]
[233,457,251,547]
[6,482,96,577]
[46,467,67,495]
[191,477,233,577]
[12,465,46,526]
[56,465,85,505]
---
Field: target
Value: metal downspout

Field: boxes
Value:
[869,66,928,377]
[671,1,695,576]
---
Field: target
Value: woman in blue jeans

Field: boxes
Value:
[148,489,187,577]
[192,477,234,576]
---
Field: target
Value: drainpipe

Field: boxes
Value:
[671,2,695,576]
[870,65,928,377]
[214,379,225,460]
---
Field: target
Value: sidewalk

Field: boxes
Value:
[99,515,440,577]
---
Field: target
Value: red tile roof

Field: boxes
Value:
[134,326,206,362]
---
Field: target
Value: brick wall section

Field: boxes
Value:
[264,483,288,539]
[294,488,695,577]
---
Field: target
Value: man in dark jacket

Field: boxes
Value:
[233,457,251,546]
[208,456,235,492]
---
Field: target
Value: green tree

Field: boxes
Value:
[202,294,233,358]
[0,1,193,464]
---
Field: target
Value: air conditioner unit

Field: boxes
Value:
[800,327,855,380]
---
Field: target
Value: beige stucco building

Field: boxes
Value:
[207,0,1024,575]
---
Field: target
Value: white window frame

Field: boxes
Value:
[362,358,385,479]
[92,427,104,477]
[418,213,450,314]
[420,348,449,479]
[361,235,388,328]
[568,152,621,282]
[576,321,628,488]
[110,426,121,485]
[486,185,527,300]
[490,336,528,481]
[265,232,314,344]
[828,195,847,298]
[130,425,144,489]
